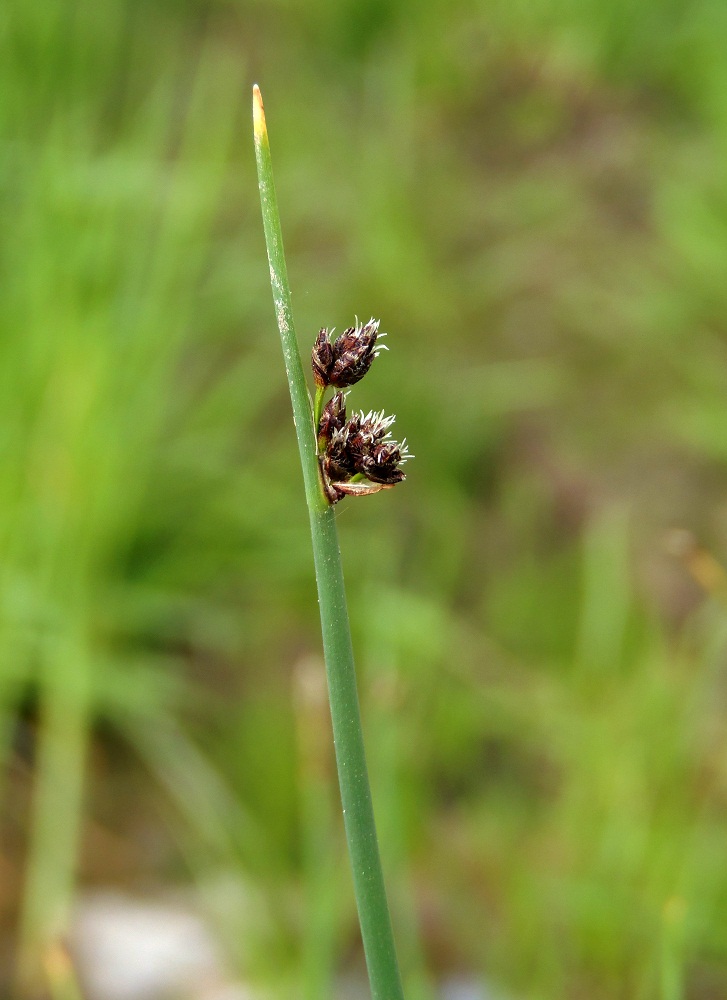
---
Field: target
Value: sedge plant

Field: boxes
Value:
[253,85,408,1000]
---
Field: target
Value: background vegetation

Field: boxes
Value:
[3,0,727,997]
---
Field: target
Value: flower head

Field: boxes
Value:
[317,391,347,446]
[311,328,335,387]
[318,407,412,503]
[359,437,411,485]
[312,316,410,504]
[312,318,386,389]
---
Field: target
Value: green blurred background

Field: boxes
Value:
[3,0,727,997]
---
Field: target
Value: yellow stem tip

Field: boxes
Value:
[253,84,267,140]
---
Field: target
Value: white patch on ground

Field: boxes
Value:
[70,891,257,1000]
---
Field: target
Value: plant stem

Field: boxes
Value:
[253,85,405,1000]
[314,384,326,435]
[16,632,92,996]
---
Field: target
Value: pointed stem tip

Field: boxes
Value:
[252,84,267,140]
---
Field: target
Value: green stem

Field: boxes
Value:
[314,384,326,435]
[17,633,92,995]
[253,85,404,1000]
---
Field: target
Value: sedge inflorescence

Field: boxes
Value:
[312,318,412,504]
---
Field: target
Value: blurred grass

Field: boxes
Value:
[3,0,727,997]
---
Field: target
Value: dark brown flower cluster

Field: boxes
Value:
[318,393,411,502]
[312,319,411,504]
[312,318,386,389]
